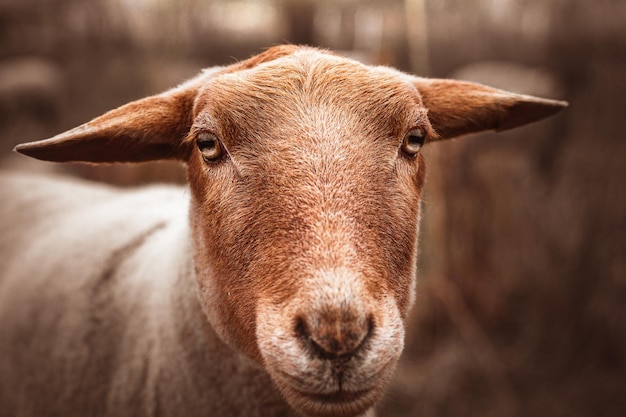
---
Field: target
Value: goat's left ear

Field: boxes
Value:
[413,78,568,140]
[14,75,208,163]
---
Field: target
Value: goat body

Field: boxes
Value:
[0,174,290,416]
[0,45,566,417]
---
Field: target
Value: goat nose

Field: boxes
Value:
[297,311,373,358]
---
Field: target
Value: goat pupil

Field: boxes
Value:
[199,140,215,152]
[409,132,424,146]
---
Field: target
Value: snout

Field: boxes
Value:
[295,306,373,360]
[256,269,405,417]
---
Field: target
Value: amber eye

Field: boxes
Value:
[401,128,426,156]
[196,132,222,162]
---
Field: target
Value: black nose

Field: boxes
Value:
[296,310,373,359]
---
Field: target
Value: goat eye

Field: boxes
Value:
[196,132,222,162]
[402,128,426,156]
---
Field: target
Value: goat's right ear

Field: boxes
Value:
[14,76,207,163]
[413,78,568,140]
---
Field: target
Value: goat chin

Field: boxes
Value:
[256,292,405,417]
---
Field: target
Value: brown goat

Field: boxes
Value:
[1,45,566,417]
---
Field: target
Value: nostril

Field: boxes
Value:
[294,316,309,339]
[295,314,374,360]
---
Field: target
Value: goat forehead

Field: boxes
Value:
[196,53,424,144]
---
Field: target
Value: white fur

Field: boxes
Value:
[0,173,294,417]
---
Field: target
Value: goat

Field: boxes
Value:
[0,45,566,417]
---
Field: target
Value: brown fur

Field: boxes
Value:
[5,45,566,417]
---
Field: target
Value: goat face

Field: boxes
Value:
[14,45,566,417]
[187,53,427,416]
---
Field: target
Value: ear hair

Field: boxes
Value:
[413,78,568,140]
[233,44,301,71]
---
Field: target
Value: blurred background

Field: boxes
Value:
[1,0,624,416]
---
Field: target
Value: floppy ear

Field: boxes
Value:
[14,75,208,163]
[413,78,568,140]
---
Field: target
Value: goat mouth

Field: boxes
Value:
[271,357,393,415]
[287,387,378,417]
[295,388,370,404]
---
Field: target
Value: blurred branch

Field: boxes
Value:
[431,276,521,417]
[282,0,317,45]
[404,0,429,75]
